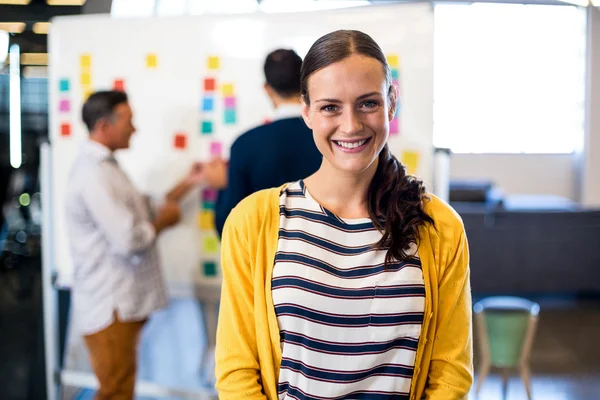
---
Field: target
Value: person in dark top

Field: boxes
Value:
[203,49,322,237]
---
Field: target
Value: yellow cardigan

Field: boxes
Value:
[215,185,473,400]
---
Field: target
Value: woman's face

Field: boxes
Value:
[302,54,396,176]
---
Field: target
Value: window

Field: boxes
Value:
[433,3,587,153]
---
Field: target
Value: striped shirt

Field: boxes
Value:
[65,140,168,335]
[272,180,425,400]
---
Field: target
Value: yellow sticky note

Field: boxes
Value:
[198,210,215,230]
[203,236,219,254]
[387,54,400,68]
[401,150,420,176]
[80,73,91,86]
[83,87,93,101]
[222,83,234,96]
[146,53,158,68]
[80,54,91,69]
[207,56,220,70]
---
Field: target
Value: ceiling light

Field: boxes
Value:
[0,22,26,34]
[46,0,86,5]
[33,22,51,34]
[0,0,31,5]
[21,53,48,65]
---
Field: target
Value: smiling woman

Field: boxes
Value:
[215,30,473,400]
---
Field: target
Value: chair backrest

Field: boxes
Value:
[474,296,540,368]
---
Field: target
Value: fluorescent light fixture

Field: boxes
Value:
[0,0,31,4]
[21,53,48,65]
[33,22,51,34]
[46,0,86,5]
[9,44,22,169]
[0,22,26,33]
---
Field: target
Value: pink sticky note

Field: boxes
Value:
[59,99,70,112]
[202,188,218,202]
[210,141,222,156]
[389,118,399,135]
[224,96,236,109]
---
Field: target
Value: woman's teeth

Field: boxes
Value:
[335,139,367,149]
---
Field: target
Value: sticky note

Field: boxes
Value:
[80,73,91,86]
[59,99,70,112]
[83,88,93,101]
[204,78,216,92]
[198,210,215,230]
[387,54,399,68]
[224,109,236,125]
[201,121,213,135]
[59,79,69,92]
[224,96,236,109]
[113,79,125,91]
[202,188,218,202]
[80,54,91,69]
[146,53,158,68]
[202,97,214,112]
[202,201,215,210]
[60,123,71,137]
[174,133,187,149]
[401,150,420,176]
[207,56,220,70]
[389,117,399,135]
[203,236,219,254]
[210,141,222,156]
[222,83,234,96]
[203,261,217,277]
[391,69,399,80]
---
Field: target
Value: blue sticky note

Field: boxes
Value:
[224,108,236,125]
[202,201,215,210]
[391,69,399,80]
[202,97,214,112]
[203,261,217,277]
[59,79,69,92]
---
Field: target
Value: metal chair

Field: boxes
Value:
[473,296,540,399]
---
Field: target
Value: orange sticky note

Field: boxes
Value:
[207,56,220,70]
[197,210,215,230]
[401,150,420,176]
[146,53,158,68]
[80,54,91,69]
[387,54,399,68]
[60,123,71,137]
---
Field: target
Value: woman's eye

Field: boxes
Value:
[321,105,339,112]
[362,100,379,109]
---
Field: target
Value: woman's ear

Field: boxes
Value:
[301,97,313,129]
[388,84,398,121]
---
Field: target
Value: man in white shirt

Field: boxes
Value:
[65,90,203,400]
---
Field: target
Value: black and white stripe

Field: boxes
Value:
[273,181,425,400]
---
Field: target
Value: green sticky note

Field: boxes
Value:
[391,69,399,80]
[203,236,219,254]
[224,109,236,125]
[202,201,215,210]
[203,261,217,277]
[201,121,213,134]
[59,79,69,92]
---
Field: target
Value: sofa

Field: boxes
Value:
[449,180,600,296]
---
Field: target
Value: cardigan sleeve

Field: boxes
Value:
[423,217,474,399]
[214,204,268,399]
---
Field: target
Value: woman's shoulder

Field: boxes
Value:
[422,193,465,236]
[223,184,286,235]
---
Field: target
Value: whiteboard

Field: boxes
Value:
[48,3,434,293]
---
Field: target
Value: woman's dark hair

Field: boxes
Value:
[300,30,434,263]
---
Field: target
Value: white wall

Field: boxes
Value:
[450,154,576,199]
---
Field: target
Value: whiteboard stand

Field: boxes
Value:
[41,142,59,400]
